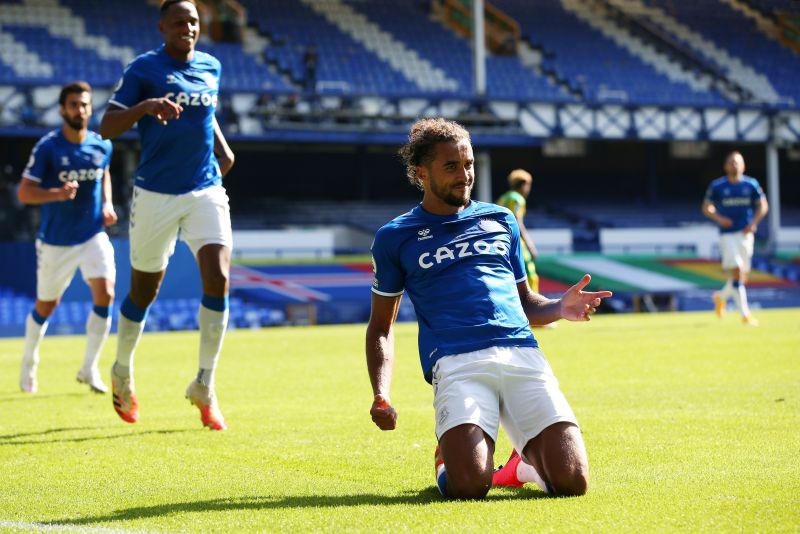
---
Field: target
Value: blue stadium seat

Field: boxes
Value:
[494,0,728,106]
[645,0,798,105]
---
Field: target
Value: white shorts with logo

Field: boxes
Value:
[129,185,233,273]
[36,232,116,302]
[719,231,754,272]
[431,346,578,453]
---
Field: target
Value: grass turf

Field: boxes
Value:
[1,308,798,532]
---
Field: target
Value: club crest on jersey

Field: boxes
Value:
[61,156,70,166]
[479,218,505,233]
[417,228,432,241]
[200,72,218,90]
[418,239,509,269]
[166,74,178,84]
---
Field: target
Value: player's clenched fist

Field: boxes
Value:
[370,393,397,431]
[144,97,183,125]
[60,181,79,201]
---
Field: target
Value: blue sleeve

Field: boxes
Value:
[370,229,404,297]
[508,214,527,283]
[751,180,765,201]
[22,138,51,182]
[703,182,716,204]
[104,140,114,169]
[108,61,144,110]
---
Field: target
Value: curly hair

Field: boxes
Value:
[398,118,471,190]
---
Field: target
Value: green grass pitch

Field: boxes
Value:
[1,308,798,532]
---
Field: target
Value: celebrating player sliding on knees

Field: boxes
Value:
[366,117,611,499]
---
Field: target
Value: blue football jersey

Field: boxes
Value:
[371,201,538,382]
[22,129,112,246]
[704,176,765,233]
[108,45,221,195]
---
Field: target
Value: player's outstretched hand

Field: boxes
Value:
[560,274,613,322]
[370,393,397,431]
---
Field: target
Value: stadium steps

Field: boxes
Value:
[0,0,134,73]
[0,29,53,80]
[298,0,460,93]
[607,0,782,104]
[516,40,584,100]
[595,0,746,103]
[240,26,301,92]
[560,0,723,102]
[493,0,725,106]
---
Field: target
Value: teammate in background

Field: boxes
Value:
[367,118,612,499]
[496,169,539,292]
[100,0,235,430]
[18,81,116,394]
[702,151,768,326]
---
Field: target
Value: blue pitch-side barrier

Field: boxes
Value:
[0,239,286,337]
[0,238,200,301]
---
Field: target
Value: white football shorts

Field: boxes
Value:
[719,231,754,272]
[36,232,116,302]
[431,346,578,453]
[129,185,233,273]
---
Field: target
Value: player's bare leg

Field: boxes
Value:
[77,277,114,393]
[186,244,230,430]
[436,423,495,499]
[19,299,57,393]
[521,422,589,496]
[112,269,165,423]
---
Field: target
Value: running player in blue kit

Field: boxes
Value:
[18,81,117,395]
[366,118,612,499]
[100,0,235,430]
[702,151,768,326]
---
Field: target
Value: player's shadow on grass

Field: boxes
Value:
[0,426,195,446]
[49,490,548,526]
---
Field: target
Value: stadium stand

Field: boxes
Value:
[639,0,798,105]
[494,0,729,106]
[1,0,798,122]
[241,0,424,96]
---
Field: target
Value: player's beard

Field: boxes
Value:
[432,179,473,208]
[63,115,88,132]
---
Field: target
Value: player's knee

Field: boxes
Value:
[202,268,229,294]
[445,469,492,500]
[129,288,157,308]
[35,300,57,317]
[99,286,115,304]
[204,273,229,294]
[550,465,589,497]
